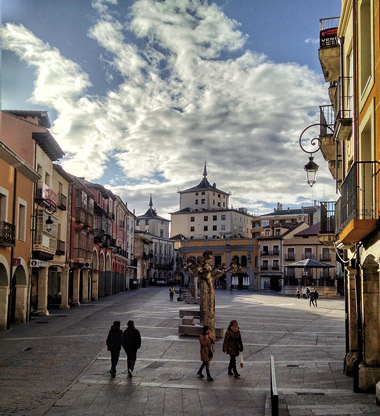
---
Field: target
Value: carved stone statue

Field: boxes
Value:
[184,251,240,338]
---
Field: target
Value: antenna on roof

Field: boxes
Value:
[203,160,207,177]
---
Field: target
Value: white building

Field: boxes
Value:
[171,163,254,240]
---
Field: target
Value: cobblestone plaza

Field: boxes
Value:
[0,288,378,415]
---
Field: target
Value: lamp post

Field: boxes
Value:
[299,123,333,187]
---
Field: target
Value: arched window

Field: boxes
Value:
[241,255,248,267]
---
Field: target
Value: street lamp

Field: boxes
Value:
[33,198,57,232]
[299,123,333,187]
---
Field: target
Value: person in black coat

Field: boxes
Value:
[222,320,243,378]
[106,321,122,378]
[122,320,141,377]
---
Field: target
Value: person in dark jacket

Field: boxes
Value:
[197,325,214,381]
[223,319,243,378]
[314,289,319,307]
[122,320,141,377]
[106,321,122,378]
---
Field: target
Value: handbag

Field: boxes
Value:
[208,349,213,359]
[239,352,244,368]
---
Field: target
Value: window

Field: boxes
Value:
[213,200,215,205]
[218,194,220,197]
[241,256,248,267]
[195,199,198,205]
[195,192,198,196]
[18,201,26,241]
[191,217,195,222]
[273,245,279,255]
[213,225,217,231]
[0,189,8,221]
[213,215,217,221]
[204,216,208,221]
[223,203,225,207]
[215,256,222,267]
[160,230,163,238]
[275,229,281,236]
[201,199,205,204]
[204,226,208,231]
[221,214,226,220]
[218,202,221,207]
[359,0,373,95]
[273,260,279,270]
[190,226,195,232]
[37,164,43,176]
[145,220,149,225]
[304,248,313,259]
[221,224,226,231]
[45,172,50,186]
[201,192,205,195]
[261,220,269,227]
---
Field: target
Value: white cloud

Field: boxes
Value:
[304,38,319,45]
[0,0,335,219]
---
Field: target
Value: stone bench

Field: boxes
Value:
[178,325,224,338]
[179,310,201,318]
[182,317,194,325]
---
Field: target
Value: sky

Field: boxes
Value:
[0,0,341,220]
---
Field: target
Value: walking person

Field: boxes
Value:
[314,289,319,307]
[306,287,310,298]
[223,320,243,379]
[309,290,315,307]
[169,285,175,301]
[106,321,122,378]
[197,325,215,381]
[121,320,141,378]
[296,287,301,299]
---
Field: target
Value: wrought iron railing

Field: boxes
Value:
[336,161,380,233]
[335,77,353,121]
[0,221,15,247]
[320,201,336,233]
[320,105,335,135]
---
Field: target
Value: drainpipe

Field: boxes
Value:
[353,242,363,392]
[28,141,38,319]
[7,169,17,329]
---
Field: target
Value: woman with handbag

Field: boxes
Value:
[223,319,243,378]
[197,325,214,381]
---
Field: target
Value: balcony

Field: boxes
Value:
[319,105,335,162]
[260,265,281,272]
[261,250,279,256]
[334,77,352,141]
[75,206,86,224]
[35,182,58,209]
[336,161,379,243]
[56,239,65,255]
[0,221,15,247]
[318,17,340,82]
[302,254,315,260]
[73,248,91,262]
[58,193,67,210]
[320,254,331,261]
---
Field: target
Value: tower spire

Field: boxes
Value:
[149,194,153,208]
[203,160,207,178]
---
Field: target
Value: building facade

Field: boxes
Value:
[317,1,380,390]
[135,197,175,285]
[0,141,40,328]
[171,165,258,289]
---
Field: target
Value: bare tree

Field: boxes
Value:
[185,251,241,338]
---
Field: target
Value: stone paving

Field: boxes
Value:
[0,288,379,415]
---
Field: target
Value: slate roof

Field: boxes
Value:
[137,195,169,222]
[179,162,228,195]
[294,222,320,236]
